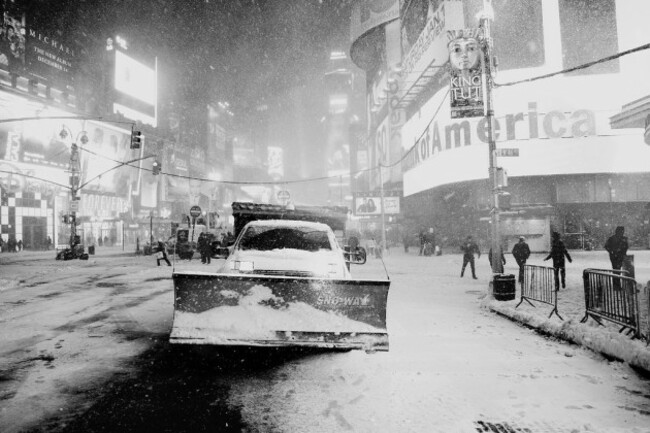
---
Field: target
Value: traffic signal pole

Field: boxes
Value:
[69,142,81,249]
[480,1,503,276]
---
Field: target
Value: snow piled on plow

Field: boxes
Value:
[171,284,385,342]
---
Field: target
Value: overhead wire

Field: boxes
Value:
[3,44,648,189]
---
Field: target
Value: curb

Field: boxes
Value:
[483,299,650,375]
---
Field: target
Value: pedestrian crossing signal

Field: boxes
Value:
[152,160,161,175]
[130,129,142,149]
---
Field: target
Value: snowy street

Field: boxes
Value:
[1,248,650,432]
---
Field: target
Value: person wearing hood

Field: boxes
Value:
[512,236,531,285]
[604,226,628,271]
[544,232,572,289]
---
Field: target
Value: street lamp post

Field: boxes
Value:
[379,165,387,256]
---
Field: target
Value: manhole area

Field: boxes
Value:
[474,420,531,433]
[466,290,484,295]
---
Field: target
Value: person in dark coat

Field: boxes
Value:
[544,232,572,289]
[488,246,506,268]
[156,239,171,266]
[198,233,212,264]
[512,236,531,284]
[418,230,426,256]
[604,226,628,271]
[460,235,480,279]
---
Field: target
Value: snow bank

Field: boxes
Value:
[485,297,650,373]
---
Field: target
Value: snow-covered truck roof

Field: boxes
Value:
[231,202,348,238]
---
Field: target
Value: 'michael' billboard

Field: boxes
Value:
[0,11,78,90]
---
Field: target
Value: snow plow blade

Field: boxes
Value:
[170,272,390,351]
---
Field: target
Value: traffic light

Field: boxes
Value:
[62,214,76,224]
[152,160,161,175]
[130,129,142,149]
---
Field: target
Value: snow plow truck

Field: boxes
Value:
[170,202,390,352]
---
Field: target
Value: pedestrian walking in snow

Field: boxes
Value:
[418,230,425,256]
[155,239,171,266]
[17,239,22,251]
[512,236,531,285]
[544,232,572,289]
[460,235,480,279]
[604,226,628,271]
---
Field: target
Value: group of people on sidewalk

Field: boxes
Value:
[458,226,629,291]
[0,236,53,252]
[153,232,224,266]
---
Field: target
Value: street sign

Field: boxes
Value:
[495,148,519,157]
[277,190,290,201]
[190,205,202,218]
[70,201,79,212]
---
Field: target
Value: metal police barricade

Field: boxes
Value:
[515,264,563,320]
[582,268,643,339]
[646,283,650,346]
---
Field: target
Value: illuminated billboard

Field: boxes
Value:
[113,49,158,127]
[401,76,650,197]
[0,11,78,89]
[353,191,401,216]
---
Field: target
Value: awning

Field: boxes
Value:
[609,95,650,145]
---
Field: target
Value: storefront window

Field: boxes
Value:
[559,0,619,75]
[464,0,545,71]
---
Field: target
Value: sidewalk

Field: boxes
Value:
[0,245,138,264]
[474,249,650,373]
[377,248,650,374]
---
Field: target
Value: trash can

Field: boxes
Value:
[493,274,516,301]
[88,245,95,255]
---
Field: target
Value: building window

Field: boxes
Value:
[464,0,545,71]
[559,0,619,75]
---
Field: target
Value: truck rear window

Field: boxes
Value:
[238,227,332,252]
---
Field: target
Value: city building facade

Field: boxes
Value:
[351,0,650,251]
